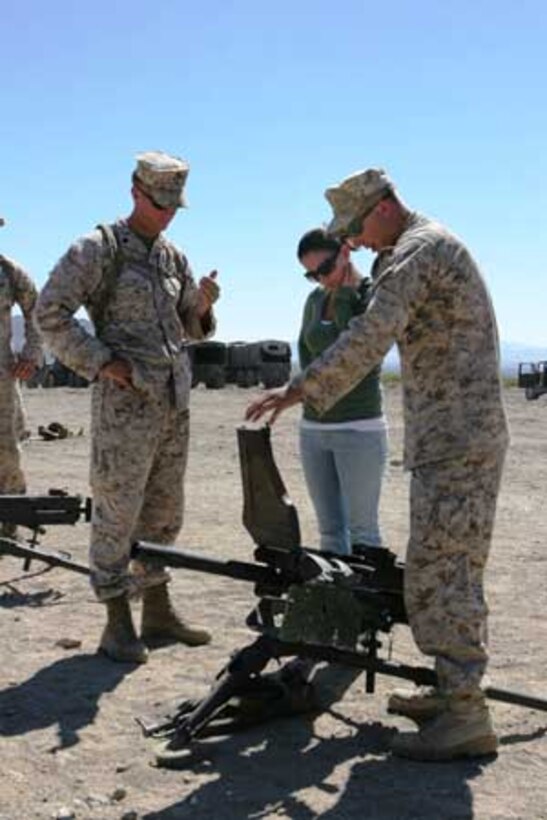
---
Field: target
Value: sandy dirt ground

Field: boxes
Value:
[0,383,546,820]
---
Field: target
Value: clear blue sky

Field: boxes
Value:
[2,0,546,346]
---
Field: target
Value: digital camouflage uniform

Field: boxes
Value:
[0,255,42,495]
[294,211,509,696]
[36,219,215,600]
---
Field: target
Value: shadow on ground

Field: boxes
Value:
[141,719,486,820]
[0,652,133,750]
[140,664,488,820]
[0,582,64,609]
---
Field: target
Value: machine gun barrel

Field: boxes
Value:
[131,541,396,600]
[1,537,286,588]
[132,541,283,586]
[483,686,547,712]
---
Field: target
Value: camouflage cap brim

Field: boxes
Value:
[326,215,351,238]
[141,185,188,209]
[326,211,355,237]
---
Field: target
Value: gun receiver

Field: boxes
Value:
[0,490,92,571]
[0,491,91,529]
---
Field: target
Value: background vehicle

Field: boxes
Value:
[517,361,547,400]
[190,340,292,390]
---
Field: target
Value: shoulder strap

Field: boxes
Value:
[92,224,124,333]
[355,277,373,314]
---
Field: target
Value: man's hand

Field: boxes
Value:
[98,358,134,389]
[197,270,220,317]
[11,358,36,381]
[245,383,303,426]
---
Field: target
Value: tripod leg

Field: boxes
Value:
[154,635,276,762]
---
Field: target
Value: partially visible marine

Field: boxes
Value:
[518,360,547,401]
[190,340,292,390]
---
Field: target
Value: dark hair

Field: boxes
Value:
[297,228,341,261]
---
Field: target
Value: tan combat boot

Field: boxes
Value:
[387,686,447,725]
[391,693,498,761]
[141,583,211,648]
[99,594,149,664]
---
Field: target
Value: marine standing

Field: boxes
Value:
[246,168,509,761]
[0,215,42,535]
[37,152,220,663]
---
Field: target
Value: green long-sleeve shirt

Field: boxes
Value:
[298,280,383,423]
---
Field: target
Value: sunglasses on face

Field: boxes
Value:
[137,183,173,212]
[303,252,340,282]
[343,195,391,239]
[344,212,367,238]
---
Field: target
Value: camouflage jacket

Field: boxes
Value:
[0,255,42,379]
[36,220,216,408]
[294,213,509,468]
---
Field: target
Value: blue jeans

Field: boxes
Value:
[299,425,388,555]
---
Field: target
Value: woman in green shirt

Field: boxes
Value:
[297,228,387,555]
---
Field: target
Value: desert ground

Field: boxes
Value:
[0,383,546,820]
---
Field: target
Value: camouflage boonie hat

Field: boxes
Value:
[325,168,394,236]
[134,151,189,209]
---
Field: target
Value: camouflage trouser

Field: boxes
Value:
[405,449,506,696]
[90,379,190,601]
[0,377,26,495]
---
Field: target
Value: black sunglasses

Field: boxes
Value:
[342,194,391,239]
[303,252,340,282]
